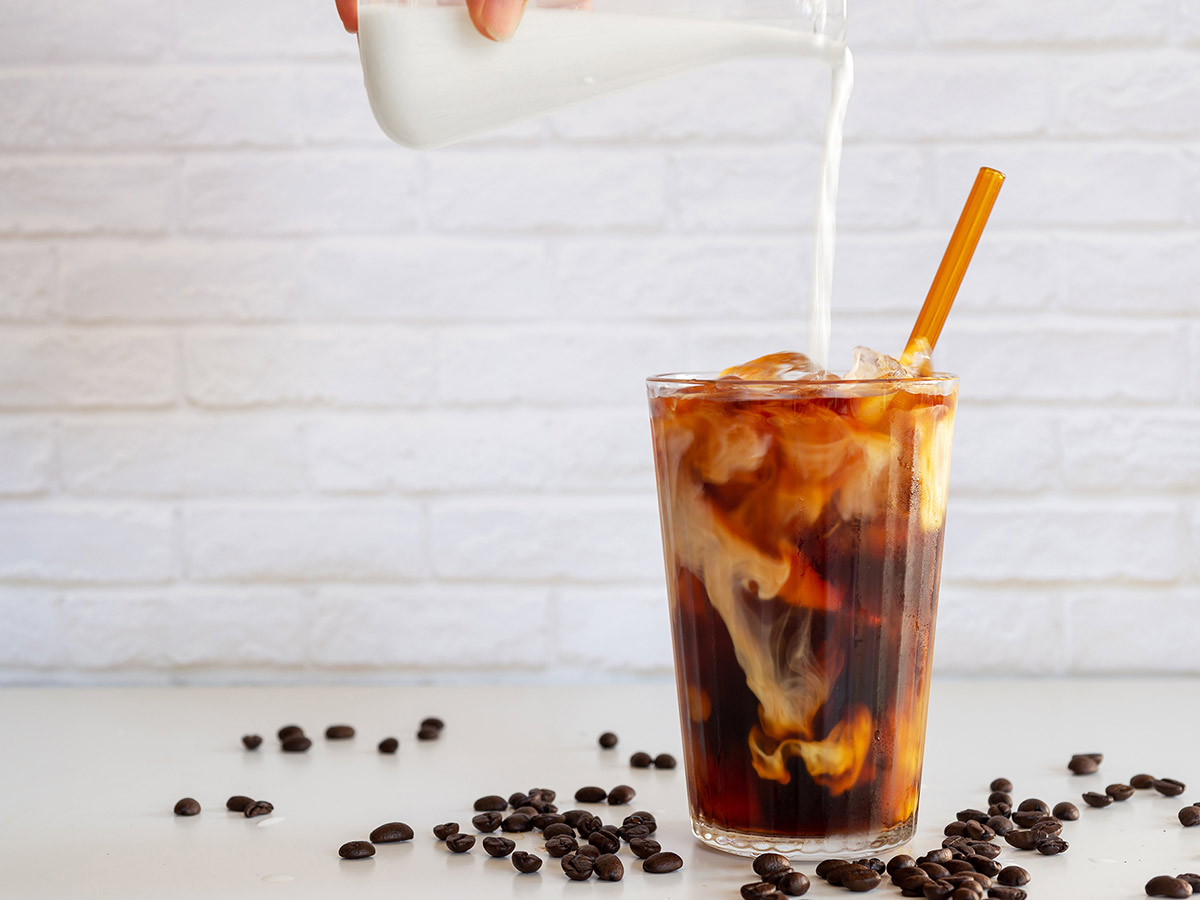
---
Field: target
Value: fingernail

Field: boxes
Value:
[481,0,527,41]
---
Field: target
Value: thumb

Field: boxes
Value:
[466,0,528,41]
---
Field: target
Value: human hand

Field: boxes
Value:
[336,0,529,41]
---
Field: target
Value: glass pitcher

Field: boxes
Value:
[357,0,849,149]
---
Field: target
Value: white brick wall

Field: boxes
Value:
[0,0,1197,683]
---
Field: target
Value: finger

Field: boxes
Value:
[466,0,528,41]
[335,0,358,33]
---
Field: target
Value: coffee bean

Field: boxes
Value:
[1178,874,1200,891]
[173,798,200,816]
[743,882,781,899]
[993,866,1029,886]
[1156,778,1188,797]
[880,855,913,877]
[630,837,661,859]
[964,820,993,840]
[1082,752,1104,763]
[541,822,573,839]
[574,813,602,837]
[530,788,556,803]
[607,784,636,806]
[629,811,657,833]
[816,859,849,878]
[598,732,618,749]
[377,737,398,754]
[1035,836,1068,856]
[369,822,413,843]
[754,854,792,878]
[501,813,533,833]
[514,805,539,817]
[511,850,542,874]
[1083,791,1113,808]
[483,836,516,858]
[856,858,886,875]
[898,871,933,891]
[1029,817,1062,837]
[1068,755,1099,775]
[226,795,253,812]
[654,753,678,769]
[471,794,505,812]
[1179,807,1200,827]
[277,725,303,742]
[244,800,273,818]
[420,717,444,731]
[958,808,990,823]
[241,735,262,750]
[416,726,439,741]
[987,816,1013,836]
[432,822,459,840]
[945,861,975,876]
[619,821,650,842]
[942,836,968,850]
[1051,801,1078,820]
[589,830,620,854]
[921,849,954,865]
[506,792,529,808]
[630,751,653,768]
[445,833,475,853]
[970,857,1001,878]
[1015,798,1048,814]
[923,881,954,900]
[281,735,311,753]
[545,835,578,857]
[944,821,968,837]
[990,778,1013,792]
[561,851,595,881]
[1132,773,1158,789]
[562,809,589,829]
[1009,810,1040,828]
[842,866,882,892]
[987,887,1027,900]
[778,872,810,896]
[1146,875,1194,898]
[988,803,1012,818]
[532,813,565,831]
[987,791,1012,807]
[643,851,683,874]
[338,840,375,859]
[1107,783,1135,801]
[968,842,1002,860]
[590,852,622,881]
[470,812,501,833]
[575,786,607,804]
[325,724,354,739]
[920,864,951,881]
[1003,830,1038,851]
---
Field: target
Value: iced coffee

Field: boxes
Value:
[648,349,958,856]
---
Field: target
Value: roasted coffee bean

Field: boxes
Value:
[545,835,578,857]
[542,822,574,839]
[338,840,375,859]
[377,737,398,754]
[1051,801,1078,820]
[987,803,1012,818]
[987,791,1013,806]
[891,865,924,883]
[1146,875,1194,898]
[630,751,653,768]
[416,726,439,741]
[921,849,954,865]
[842,866,882,892]
[514,805,539,818]
[630,809,656,825]
[277,725,303,741]
[483,836,516,858]
[1178,874,1200,891]
[970,856,1001,878]
[942,836,968,850]
[990,778,1013,793]
[527,798,557,815]
[281,734,311,752]
[173,798,200,816]
[1003,830,1038,851]
[598,732,618,749]
[1067,755,1099,775]
[964,820,994,840]
[629,837,661,859]
[574,814,602,837]
[945,861,975,876]
[475,795,507,812]
[561,851,595,881]
[574,786,607,804]
[997,867,1030,887]
[1083,791,1113,808]
[530,788,556,803]
[952,889,984,900]
[1035,836,1068,856]
[762,868,794,886]
[607,785,636,805]
[619,821,650,842]
[967,842,1001,860]
[923,881,954,900]
[778,872,810,896]
[755,853,793,879]
[501,813,533,833]
[817,859,849,878]
[888,855,917,876]
[643,851,684,874]
[226,795,254,812]
[511,851,542,874]
[1180,807,1200,827]
[957,808,990,823]
[577,844,601,859]
[445,833,475,853]
[856,858,886,875]
[562,809,589,828]
[507,791,530,808]
[532,813,565,831]
[1132,773,1157,789]
[944,821,968,837]
[1015,798,1048,814]
[244,800,274,818]
[1107,783,1135,801]
[987,887,1027,900]
[900,873,934,892]
[654,753,678,769]
[594,853,624,882]
[325,724,354,739]
[432,822,459,840]
[599,823,620,837]
[987,816,1013,836]
[420,717,444,731]
[920,863,951,881]
[743,881,782,899]
[370,822,414,843]
[1029,817,1062,837]
[472,812,502,833]
[589,830,620,854]
[241,734,262,750]
[1156,778,1188,797]
[1010,810,1042,828]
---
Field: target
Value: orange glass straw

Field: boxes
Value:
[901,167,1005,365]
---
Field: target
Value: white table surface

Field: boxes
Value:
[3,678,1198,899]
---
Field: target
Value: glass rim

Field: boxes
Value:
[646,371,959,388]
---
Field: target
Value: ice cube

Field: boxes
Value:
[720,352,823,381]
[844,346,918,381]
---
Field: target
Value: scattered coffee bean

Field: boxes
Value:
[643,851,684,874]
[173,798,200,816]
[920,863,951,881]
[630,751,653,768]
[816,859,848,878]
[325,724,355,739]
[1003,830,1038,851]
[338,840,375,859]
[483,836,516,858]
[416,726,439,741]
[842,865,882,892]
[923,881,954,900]
[474,795,507,812]
[508,792,530,808]
[445,833,475,853]
[607,784,636,806]
[1068,755,1099,775]
[990,778,1013,793]
[1035,836,1068,856]
[562,809,589,829]
[754,854,792,879]
[432,822,459,840]
[472,812,502,833]
[1016,798,1048,814]
[654,753,678,769]
[501,813,533,833]
[1156,778,1187,797]
[1146,875,1194,898]
[897,871,932,892]
[857,859,885,875]
[922,849,954,865]
[888,855,917,876]
[778,871,810,896]
[515,805,539,817]
[420,717,445,731]
[281,735,311,753]
[531,788,556,803]
[1178,875,1200,891]
[1132,773,1157,789]
[244,801,274,818]
[965,820,993,840]
[545,835,578,858]
[1179,807,1200,827]
[743,882,781,899]
[532,813,565,831]
[629,837,661,859]
[241,735,262,750]
[958,808,990,823]
[968,842,1001,860]
[598,732,618,749]
[1010,810,1041,828]
[593,853,624,881]
[589,830,620,854]
[988,887,1027,900]
[988,803,1012,817]
[987,791,1012,807]
[575,786,607,804]
[630,810,657,831]
[1051,801,1078,820]
[226,795,253,812]
[579,844,604,860]
[377,737,398,754]
[997,866,1030,887]
[369,822,414,843]
[561,851,595,881]
[541,822,573,839]
[512,851,542,874]
[1107,783,1135,801]
[277,725,303,742]
[987,816,1013,836]
[1083,791,1113,808]
[945,821,968,837]
[1029,816,1062,837]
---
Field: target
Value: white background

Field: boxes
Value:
[0,0,1197,683]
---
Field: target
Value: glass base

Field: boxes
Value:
[690,813,916,859]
